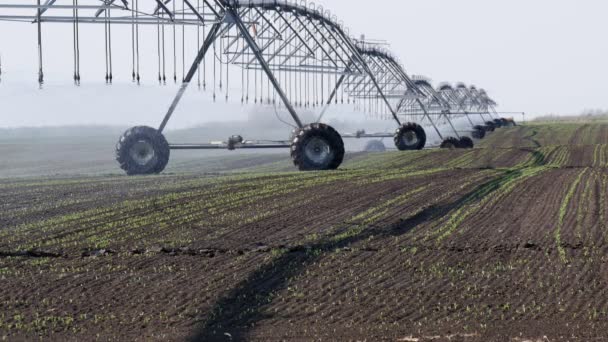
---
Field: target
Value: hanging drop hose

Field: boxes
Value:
[104,8,109,83]
[172,0,177,83]
[108,8,113,83]
[73,0,80,84]
[241,39,244,104]
[320,65,324,105]
[197,0,201,89]
[226,41,229,102]
[202,3,206,90]
[272,34,276,105]
[135,0,140,83]
[335,73,339,104]
[72,0,78,83]
[219,37,223,90]
[157,18,161,83]
[36,0,44,85]
[131,4,135,81]
[299,64,302,107]
[161,12,166,84]
[246,47,249,103]
[213,39,216,102]
[182,3,185,82]
[266,48,270,104]
[253,45,257,104]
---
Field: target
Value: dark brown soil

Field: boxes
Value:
[2,124,608,341]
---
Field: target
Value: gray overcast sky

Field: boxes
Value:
[1,0,607,128]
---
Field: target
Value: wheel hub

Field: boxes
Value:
[304,137,333,165]
[129,140,155,166]
[402,131,418,146]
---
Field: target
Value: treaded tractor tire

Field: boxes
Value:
[291,123,345,171]
[394,122,426,151]
[364,140,386,152]
[440,137,461,149]
[485,121,496,132]
[116,126,170,175]
[459,136,474,149]
[472,125,486,140]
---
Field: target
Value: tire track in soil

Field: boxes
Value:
[263,175,502,332]
[186,170,520,341]
[448,168,574,247]
[421,167,550,243]
[554,168,588,263]
[523,128,542,148]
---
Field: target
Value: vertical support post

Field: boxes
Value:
[158,23,223,133]
[227,8,304,128]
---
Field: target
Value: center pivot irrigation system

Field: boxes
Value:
[0,0,517,175]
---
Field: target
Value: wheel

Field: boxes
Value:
[459,136,474,149]
[472,125,486,139]
[394,122,426,151]
[493,119,504,128]
[291,123,345,171]
[364,140,386,152]
[485,121,496,132]
[116,126,170,175]
[440,137,460,149]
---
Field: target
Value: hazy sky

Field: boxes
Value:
[1,0,607,129]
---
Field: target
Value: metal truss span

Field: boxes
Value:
[0,0,513,170]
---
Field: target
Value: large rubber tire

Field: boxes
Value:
[485,121,496,132]
[291,123,345,171]
[459,136,474,149]
[472,125,486,140]
[394,123,426,151]
[440,137,460,149]
[116,126,170,175]
[505,119,517,127]
[364,140,386,152]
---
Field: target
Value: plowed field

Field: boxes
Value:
[1,123,608,341]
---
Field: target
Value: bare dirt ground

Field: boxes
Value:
[1,123,608,341]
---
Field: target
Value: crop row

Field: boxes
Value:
[554,169,588,262]
[427,166,549,243]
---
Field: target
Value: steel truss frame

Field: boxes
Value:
[0,0,505,153]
